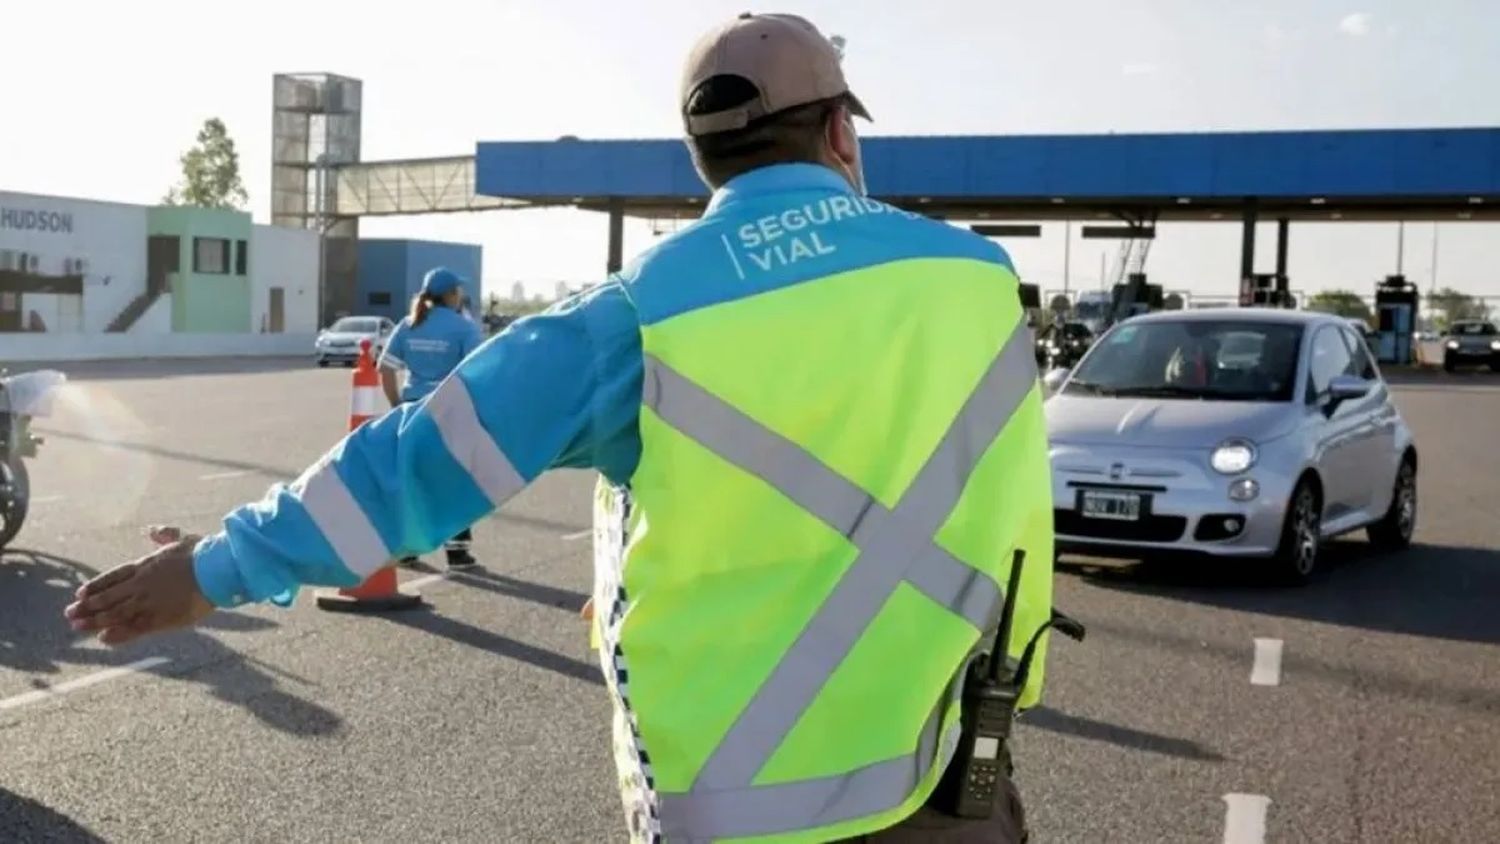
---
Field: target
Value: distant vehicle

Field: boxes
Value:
[0,369,65,551]
[1042,308,1417,584]
[315,316,395,367]
[1072,290,1113,334]
[1440,320,1499,372]
[1039,321,1095,369]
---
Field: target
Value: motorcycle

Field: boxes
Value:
[0,368,65,551]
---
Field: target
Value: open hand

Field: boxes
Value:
[63,526,216,646]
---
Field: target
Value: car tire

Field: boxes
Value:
[1443,355,1456,372]
[1272,478,1322,586]
[1367,456,1416,550]
[317,360,329,368]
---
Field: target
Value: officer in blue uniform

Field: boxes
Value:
[377,266,484,570]
[64,13,1041,841]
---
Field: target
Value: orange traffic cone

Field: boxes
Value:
[316,339,424,613]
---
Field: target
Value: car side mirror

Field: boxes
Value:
[1042,368,1071,394]
[1328,374,1371,402]
[1321,374,1371,416]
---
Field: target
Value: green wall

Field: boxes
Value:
[147,206,252,333]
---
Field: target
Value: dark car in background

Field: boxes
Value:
[1037,321,1096,370]
[1441,320,1500,372]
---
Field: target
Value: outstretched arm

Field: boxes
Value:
[66,282,643,643]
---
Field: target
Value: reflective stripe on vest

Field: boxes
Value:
[640,321,1038,841]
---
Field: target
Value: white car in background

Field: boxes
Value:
[314,316,394,367]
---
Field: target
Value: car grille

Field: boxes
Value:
[1054,509,1188,543]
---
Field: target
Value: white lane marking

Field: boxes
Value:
[0,656,171,712]
[199,470,252,481]
[30,494,64,505]
[1250,637,1283,686]
[561,529,592,541]
[1222,793,1270,844]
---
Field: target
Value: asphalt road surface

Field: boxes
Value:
[2,358,1497,843]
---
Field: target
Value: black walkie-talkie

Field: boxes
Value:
[931,548,1029,819]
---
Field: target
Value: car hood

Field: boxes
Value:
[319,331,376,342]
[1045,393,1295,449]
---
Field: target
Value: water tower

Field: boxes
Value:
[271,73,363,326]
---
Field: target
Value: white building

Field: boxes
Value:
[0,190,319,341]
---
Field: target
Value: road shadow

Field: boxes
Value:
[1068,540,1500,646]
[1018,706,1224,762]
[148,647,344,738]
[383,606,602,687]
[450,569,589,611]
[0,787,106,843]
[7,357,315,382]
[493,510,589,535]
[0,547,341,738]
[32,428,301,480]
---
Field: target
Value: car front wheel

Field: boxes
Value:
[1367,457,1416,550]
[1273,479,1322,586]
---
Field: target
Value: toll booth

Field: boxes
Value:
[1018,282,1041,311]
[1241,273,1294,309]
[1018,282,1043,363]
[1373,274,1419,365]
[1108,272,1162,324]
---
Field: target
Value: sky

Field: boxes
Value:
[2,0,1498,302]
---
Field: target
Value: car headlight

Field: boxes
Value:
[1490,340,1500,351]
[1211,439,1257,475]
[1447,340,1460,350]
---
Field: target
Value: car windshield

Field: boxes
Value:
[1451,322,1497,336]
[1064,319,1304,402]
[331,318,379,333]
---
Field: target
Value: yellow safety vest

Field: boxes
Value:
[590,217,1054,844]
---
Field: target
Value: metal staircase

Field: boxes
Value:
[105,287,165,333]
[1109,235,1154,290]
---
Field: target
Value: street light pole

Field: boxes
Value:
[1062,219,1072,296]
[1429,222,1440,295]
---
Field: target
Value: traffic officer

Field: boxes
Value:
[378,266,485,570]
[65,12,1056,843]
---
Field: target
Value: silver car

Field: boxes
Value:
[1042,308,1418,584]
[314,316,394,367]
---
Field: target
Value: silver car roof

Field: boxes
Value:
[1118,308,1345,328]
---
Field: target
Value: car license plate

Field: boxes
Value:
[1080,490,1142,521]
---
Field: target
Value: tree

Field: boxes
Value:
[1305,289,1373,323]
[162,118,249,210]
[1427,287,1490,329]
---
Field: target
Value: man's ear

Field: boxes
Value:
[826,104,859,168]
